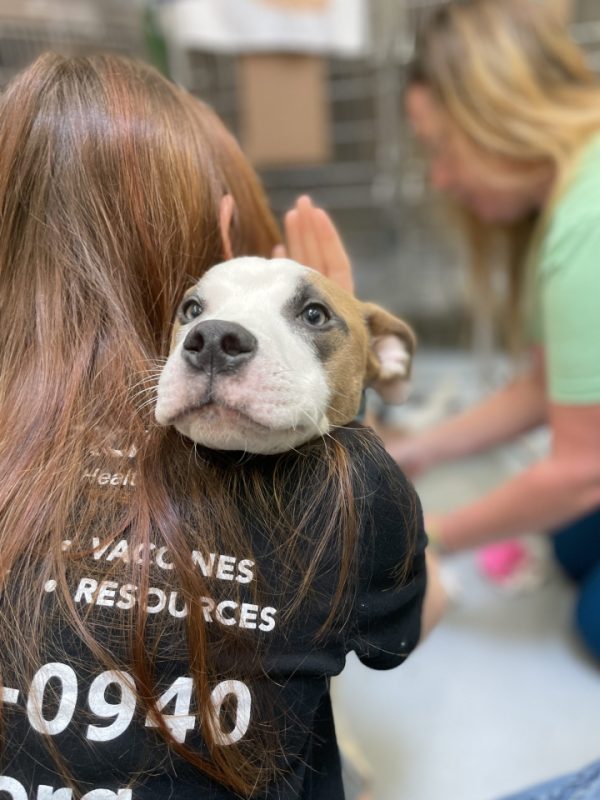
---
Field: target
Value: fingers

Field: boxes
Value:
[283,207,305,264]
[312,206,353,293]
[296,196,324,274]
[280,195,354,294]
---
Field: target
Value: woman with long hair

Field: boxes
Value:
[390,0,600,659]
[0,53,441,799]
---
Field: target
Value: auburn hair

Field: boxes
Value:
[0,54,417,796]
[0,52,393,795]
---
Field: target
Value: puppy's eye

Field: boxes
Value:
[179,298,203,323]
[301,303,330,327]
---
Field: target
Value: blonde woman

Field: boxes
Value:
[388,0,600,659]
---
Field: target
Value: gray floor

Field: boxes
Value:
[332,350,600,800]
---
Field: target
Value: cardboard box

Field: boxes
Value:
[238,53,331,167]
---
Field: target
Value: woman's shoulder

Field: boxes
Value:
[539,134,600,273]
[333,422,416,496]
[333,423,423,565]
[337,425,427,670]
[550,134,600,234]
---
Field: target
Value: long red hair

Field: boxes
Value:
[0,52,283,793]
[0,53,391,795]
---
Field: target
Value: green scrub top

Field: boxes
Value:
[529,134,600,405]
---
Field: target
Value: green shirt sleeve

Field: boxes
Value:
[538,215,600,404]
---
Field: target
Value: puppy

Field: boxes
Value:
[155,257,415,454]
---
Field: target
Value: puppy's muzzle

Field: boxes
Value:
[182,319,257,375]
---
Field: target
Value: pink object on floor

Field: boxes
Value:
[477,539,529,582]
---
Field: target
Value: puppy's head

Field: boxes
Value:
[155,257,415,454]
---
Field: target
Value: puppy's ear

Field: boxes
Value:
[362,302,416,404]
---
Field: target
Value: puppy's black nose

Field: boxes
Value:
[182,320,257,374]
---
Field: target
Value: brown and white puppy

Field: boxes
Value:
[155,257,415,454]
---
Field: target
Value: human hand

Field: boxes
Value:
[273,195,354,294]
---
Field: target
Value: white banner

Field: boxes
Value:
[158,0,370,57]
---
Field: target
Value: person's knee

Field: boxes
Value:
[575,569,600,662]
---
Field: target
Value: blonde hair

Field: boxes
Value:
[409,0,600,342]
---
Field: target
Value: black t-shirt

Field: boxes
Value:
[0,425,427,800]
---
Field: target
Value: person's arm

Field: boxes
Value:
[432,208,600,550]
[388,346,548,478]
[431,400,600,552]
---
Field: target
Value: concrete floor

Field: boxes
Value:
[332,350,600,800]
